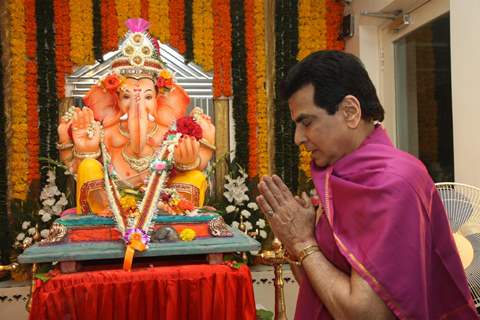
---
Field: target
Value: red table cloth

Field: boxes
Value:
[29,264,256,320]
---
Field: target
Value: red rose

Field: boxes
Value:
[176,116,203,140]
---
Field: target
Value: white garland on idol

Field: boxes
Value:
[139,133,181,233]
[100,131,182,237]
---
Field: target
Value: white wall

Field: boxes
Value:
[450,0,480,186]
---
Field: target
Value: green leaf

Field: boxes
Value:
[34,273,51,282]
[256,309,274,320]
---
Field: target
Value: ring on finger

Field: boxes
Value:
[86,122,97,139]
[266,209,274,217]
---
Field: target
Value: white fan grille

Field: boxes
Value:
[436,182,480,307]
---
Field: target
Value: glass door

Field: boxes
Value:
[380,0,451,181]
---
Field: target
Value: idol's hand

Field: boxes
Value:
[190,107,215,145]
[71,107,101,153]
[174,135,200,167]
[58,116,72,144]
[257,175,317,257]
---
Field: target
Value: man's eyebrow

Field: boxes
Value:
[294,113,315,123]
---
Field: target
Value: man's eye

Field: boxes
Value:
[122,95,130,99]
[302,120,311,127]
[145,95,153,100]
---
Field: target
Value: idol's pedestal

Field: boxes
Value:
[29,264,256,320]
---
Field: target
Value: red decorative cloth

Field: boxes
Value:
[30,264,256,320]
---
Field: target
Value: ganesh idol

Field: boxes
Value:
[56,18,216,218]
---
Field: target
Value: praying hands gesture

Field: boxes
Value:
[256,175,317,258]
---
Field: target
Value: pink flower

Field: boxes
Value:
[155,162,166,171]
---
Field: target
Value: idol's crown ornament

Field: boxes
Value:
[111,18,166,81]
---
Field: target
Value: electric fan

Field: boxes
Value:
[436,182,480,307]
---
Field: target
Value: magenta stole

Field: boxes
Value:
[295,126,477,319]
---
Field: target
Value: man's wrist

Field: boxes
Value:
[292,238,317,258]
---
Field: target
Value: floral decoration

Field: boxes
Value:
[212,0,232,97]
[149,0,170,44]
[216,163,269,245]
[140,0,149,20]
[8,0,29,199]
[155,69,174,93]
[0,27,10,265]
[231,0,249,172]
[254,0,268,177]
[245,0,258,177]
[179,228,196,241]
[101,0,119,53]
[184,0,193,61]
[157,189,195,214]
[25,0,40,182]
[175,116,203,140]
[101,73,125,93]
[70,0,94,65]
[54,0,73,100]
[274,0,299,191]
[13,170,68,250]
[169,0,186,54]
[193,0,213,72]
[93,0,103,61]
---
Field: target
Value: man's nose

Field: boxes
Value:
[294,126,305,146]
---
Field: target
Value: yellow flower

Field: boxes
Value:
[8,0,29,200]
[160,69,172,79]
[70,0,94,65]
[149,1,170,44]
[255,0,269,177]
[179,228,197,241]
[120,195,137,210]
[193,0,213,72]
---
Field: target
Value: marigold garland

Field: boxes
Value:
[130,0,141,22]
[70,0,94,65]
[254,0,268,177]
[25,0,40,182]
[37,0,59,185]
[274,0,299,190]
[0,20,11,265]
[54,0,73,99]
[101,0,119,53]
[93,0,103,61]
[169,0,186,54]
[212,0,232,97]
[193,0,213,72]
[115,0,140,38]
[244,0,257,177]
[149,0,170,44]
[8,0,29,199]
[298,0,327,61]
[184,0,194,61]
[326,0,345,51]
[230,0,248,170]
[140,0,149,20]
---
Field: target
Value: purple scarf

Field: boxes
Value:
[295,125,477,319]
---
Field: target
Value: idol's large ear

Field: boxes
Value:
[83,86,119,122]
[156,84,190,121]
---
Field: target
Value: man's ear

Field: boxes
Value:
[339,95,361,129]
